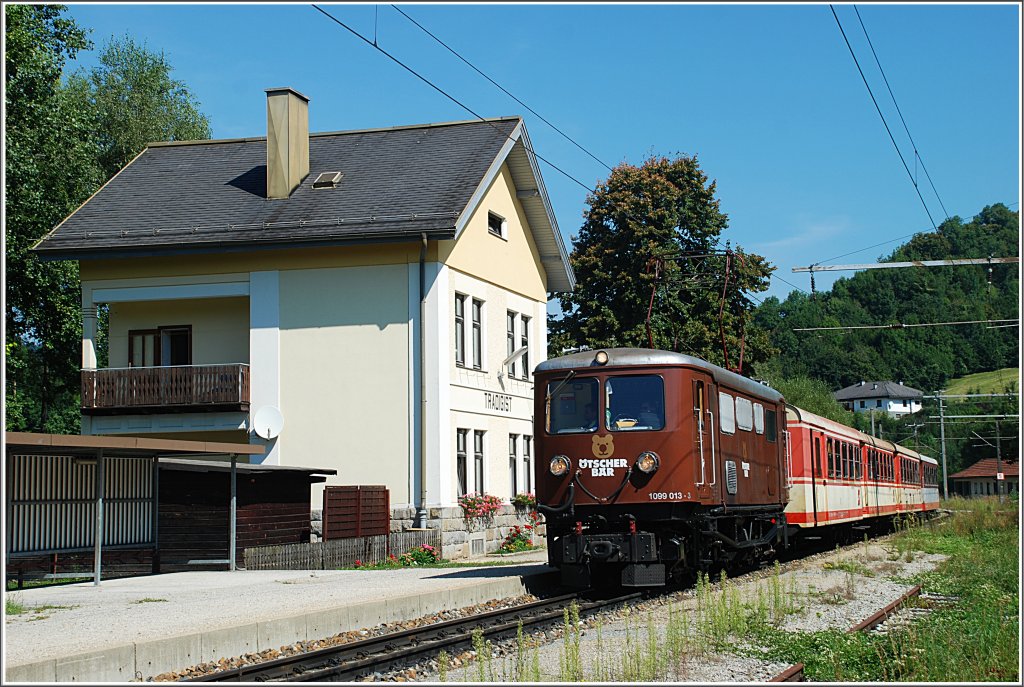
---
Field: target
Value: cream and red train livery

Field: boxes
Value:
[785,405,940,529]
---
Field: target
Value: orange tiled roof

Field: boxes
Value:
[949,458,1019,480]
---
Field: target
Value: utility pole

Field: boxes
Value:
[937,391,948,500]
[870,409,876,438]
[995,420,1003,504]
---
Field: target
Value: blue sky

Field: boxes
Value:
[60,2,1020,304]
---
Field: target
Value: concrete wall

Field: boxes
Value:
[108,297,249,367]
[440,163,548,302]
[279,263,411,509]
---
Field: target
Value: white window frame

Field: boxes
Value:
[471,298,484,370]
[719,392,736,434]
[454,293,466,367]
[520,314,531,379]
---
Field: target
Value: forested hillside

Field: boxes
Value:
[752,203,1019,394]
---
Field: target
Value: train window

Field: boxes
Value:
[766,409,777,442]
[736,397,754,432]
[607,375,665,431]
[842,443,849,479]
[545,377,599,434]
[814,437,822,476]
[718,392,736,434]
[827,438,834,477]
[753,403,765,434]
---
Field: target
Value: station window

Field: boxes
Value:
[488,211,506,239]
[520,315,530,379]
[471,299,483,369]
[456,429,468,497]
[506,311,517,378]
[474,430,485,493]
[522,437,532,493]
[454,294,466,366]
[508,434,518,497]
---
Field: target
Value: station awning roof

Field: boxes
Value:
[5,432,264,458]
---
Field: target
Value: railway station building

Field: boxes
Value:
[32,87,574,557]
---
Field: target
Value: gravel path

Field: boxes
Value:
[408,538,947,683]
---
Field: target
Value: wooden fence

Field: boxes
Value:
[322,485,389,539]
[243,529,442,570]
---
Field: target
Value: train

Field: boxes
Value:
[534,348,940,588]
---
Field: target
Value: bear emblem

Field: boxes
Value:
[592,434,615,458]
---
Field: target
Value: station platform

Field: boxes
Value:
[4,551,554,683]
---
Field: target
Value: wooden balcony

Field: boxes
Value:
[81,364,250,414]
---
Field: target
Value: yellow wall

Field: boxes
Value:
[278,264,411,505]
[440,164,547,302]
[108,297,249,367]
[81,243,433,282]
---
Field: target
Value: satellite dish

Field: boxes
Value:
[253,405,284,440]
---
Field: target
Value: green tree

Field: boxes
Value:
[64,34,210,178]
[5,4,96,432]
[551,155,776,372]
[5,15,213,432]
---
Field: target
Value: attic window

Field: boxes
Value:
[312,171,342,189]
[488,211,507,239]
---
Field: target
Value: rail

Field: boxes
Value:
[190,591,642,682]
[81,364,250,411]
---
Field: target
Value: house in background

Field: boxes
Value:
[833,380,924,417]
[949,458,1019,498]
[33,87,574,557]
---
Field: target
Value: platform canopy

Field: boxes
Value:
[5,432,264,585]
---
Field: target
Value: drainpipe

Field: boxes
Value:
[414,233,429,529]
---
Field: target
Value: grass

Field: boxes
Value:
[944,367,1019,395]
[754,497,1020,682]
[132,597,168,604]
[6,594,27,615]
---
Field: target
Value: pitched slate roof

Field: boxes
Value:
[32,117,574,291]
[833,381,923,402]
[949,458,1019,480]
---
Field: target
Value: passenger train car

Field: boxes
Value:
[534,348,939,588]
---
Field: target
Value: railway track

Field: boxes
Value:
[188,591,642,682]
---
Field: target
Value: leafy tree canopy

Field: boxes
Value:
[5,9,211,432]
[551,155,776,373]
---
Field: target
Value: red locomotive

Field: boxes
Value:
[534,348,939,588]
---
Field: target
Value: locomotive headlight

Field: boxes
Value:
[549,455,571,477]
[636,451,660,474]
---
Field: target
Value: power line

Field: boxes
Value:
[311,4,597,195]
[829,4,938,231]
[793,318,1019,332]
[793,257,1019,273]
[811,201,1018,267]
[853,5,949,220]
[390,4,613,173]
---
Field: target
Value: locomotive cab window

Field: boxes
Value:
[546,377,599,434]
[765,409,777,442]
[607,375,665,431]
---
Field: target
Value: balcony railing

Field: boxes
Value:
[81,364,250,414]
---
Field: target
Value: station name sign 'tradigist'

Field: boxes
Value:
[484,391,512,412]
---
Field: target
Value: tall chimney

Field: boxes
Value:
[265,87,310,199]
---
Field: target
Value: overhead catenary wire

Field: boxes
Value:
[792,318,1019,332]
[829,4,938,231]
[311,4,597,195]
[853,5,949,220]
[390,4,614,172]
